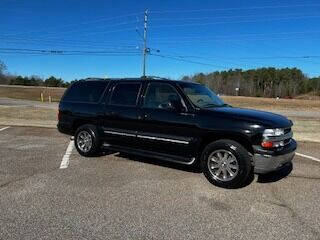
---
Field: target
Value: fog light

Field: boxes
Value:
[273,141,284,147]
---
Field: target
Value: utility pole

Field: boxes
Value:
[142,9,148,77]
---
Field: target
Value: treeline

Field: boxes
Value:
[0,75,73,88]
[8,75,73,88]
[0,60,73,88]
[1,60,320,97]
[181,68,320,98]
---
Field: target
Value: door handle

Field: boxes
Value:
[107,111,117,116]
[138,114,149,120]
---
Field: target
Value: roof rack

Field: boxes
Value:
[84,77,107,81]
[143,76,169,80]
[82,76,172,81]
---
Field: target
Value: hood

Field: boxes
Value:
[204,107,292,128]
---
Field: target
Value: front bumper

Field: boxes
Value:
[253,139,297,174]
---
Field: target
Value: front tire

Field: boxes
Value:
[74,124,101,157]
[200,139,252,188]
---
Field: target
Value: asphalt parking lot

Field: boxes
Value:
[0,126,320,240]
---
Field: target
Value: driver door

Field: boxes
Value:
[137,82,197,161]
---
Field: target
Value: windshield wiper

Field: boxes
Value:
[221,103,231,107]
[202,103,220,108]
[202,103,230,108]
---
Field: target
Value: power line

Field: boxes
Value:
[42,26,140,38]
[149,4,320,14]
[237,56,320,59]
[0,50,141,57]
[149,30,320,41]
[153,52,320,60]
[0,47,140,55]
[0,35,139,47]
[149,15,320,29]
[3,12,144,37]
[38,20,142,38]
[0,52,141,57]
[150,36,320,45]
[150,34,320,67]
[149,50,261,68]
[149,50,320,71]
[0,36,140,50]
[150,53,226,68]
[151,12,319,22]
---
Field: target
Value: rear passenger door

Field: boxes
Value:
[101,81,142,147]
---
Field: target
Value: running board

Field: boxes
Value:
[102,143,196,165]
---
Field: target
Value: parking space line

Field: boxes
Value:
[0,126,10,132]
[296,152,320,163]
[60,140,74,169]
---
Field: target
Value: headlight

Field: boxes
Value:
[263,128,284,137]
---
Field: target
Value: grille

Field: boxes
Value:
[264,128,293,146]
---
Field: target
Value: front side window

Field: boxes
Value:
[109,82,141,106]
[143,83,183,110]
[179,82,227,108]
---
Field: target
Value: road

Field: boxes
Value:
[0,126,319,240]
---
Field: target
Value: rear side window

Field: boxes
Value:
[63,81,108,103]
[109,82,141,106]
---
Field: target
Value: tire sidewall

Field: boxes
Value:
[74,124,100,157]
[201,140,251,188]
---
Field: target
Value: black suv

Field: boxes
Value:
[58,77,296,188]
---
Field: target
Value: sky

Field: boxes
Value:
[1,0,320,81]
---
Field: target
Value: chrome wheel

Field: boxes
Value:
[207,150,239,182]
[77,130,92,153]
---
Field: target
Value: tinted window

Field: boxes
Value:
[143,83,182,109]
[179,82,226,108]
[63,81,108,103]
[109,82,141,106]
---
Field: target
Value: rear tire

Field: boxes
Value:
[200,139,252,188]
[74,124,101,157]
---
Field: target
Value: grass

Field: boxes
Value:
[0,106,57,128]
[0,85,65,102]
[291,119,320,143]
[221,96,320,111]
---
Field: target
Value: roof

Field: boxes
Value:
[82,77,198,85]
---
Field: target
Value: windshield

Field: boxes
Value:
[179,82,227,108]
